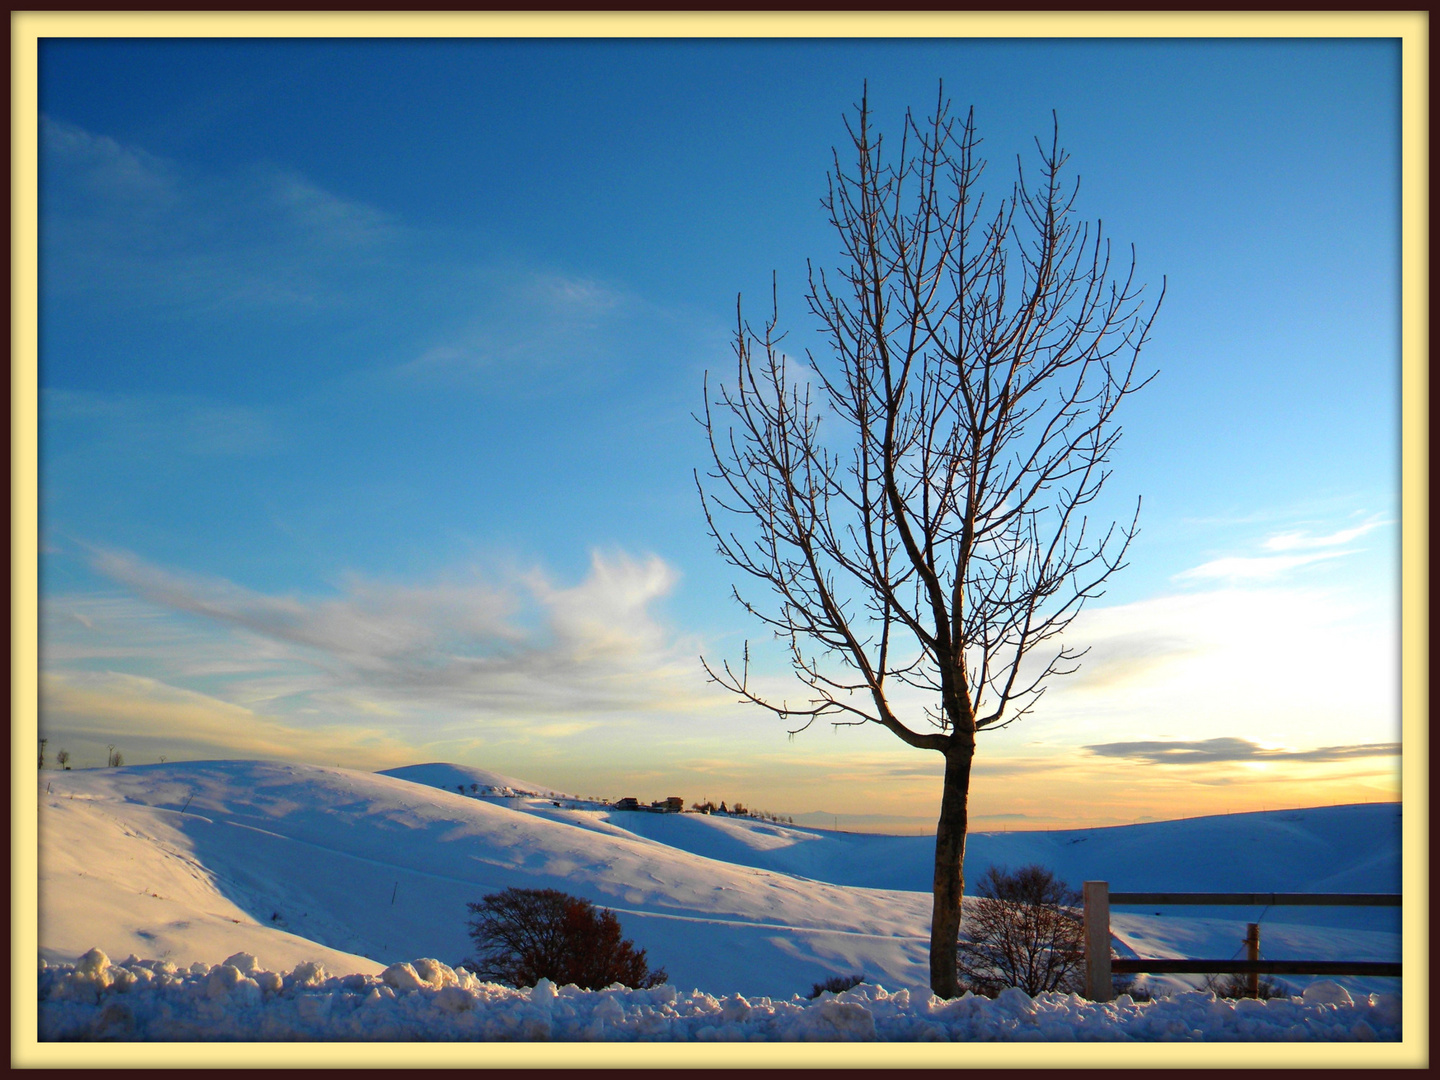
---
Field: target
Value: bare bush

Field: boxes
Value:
[808,973,866,998]
[464,887,666,991]
[957,864,1085,997]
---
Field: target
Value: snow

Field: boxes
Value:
[33,759,1405,1043]
[37,948,1403,1042]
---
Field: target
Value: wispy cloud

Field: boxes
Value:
[1262,518,1388,551]
[42,389,285,460]
[41,118,177,203]
[1175,550,1350,582]
[265,168,393,249]
[396,268,637,383]
[525,272,627,317]
[39,670,420,770]
[41,115,399,312]
[1082,737,1401,766]
[64,545,721,730]
[1174,516,1389,583]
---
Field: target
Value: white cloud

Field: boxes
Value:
[61,546,722,733]
[1174,515,1390,583]
[1175,550,1350,581]
[1262,518,1388,551]
[1022,583,1399,759]
[528,550,678,663]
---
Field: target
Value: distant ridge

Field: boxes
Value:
[378,762,572,800]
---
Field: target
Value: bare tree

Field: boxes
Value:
[957,864,1085,997]
[697,84,1162,997]
[56,749,71,770]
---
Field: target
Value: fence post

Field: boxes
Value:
[1245,923,1261,998]
[1083,881,1113,1002]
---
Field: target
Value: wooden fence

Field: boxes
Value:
[1081,881,1402,1001]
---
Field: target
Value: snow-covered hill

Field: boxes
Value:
[37,760,1402,1006]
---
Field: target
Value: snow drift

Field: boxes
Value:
[38,948,1400,1042]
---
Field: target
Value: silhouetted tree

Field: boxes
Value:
[697,84,1161,997]
[464,887,666,991]
[957,864,1085,997]
[56,749,71,770]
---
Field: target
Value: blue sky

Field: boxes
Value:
[36,36,1403,828]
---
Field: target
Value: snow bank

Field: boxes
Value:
[37,950,1401,1042]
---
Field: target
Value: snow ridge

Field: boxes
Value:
[38,949,1400,1042]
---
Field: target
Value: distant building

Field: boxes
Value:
[664,796,684,813]
[615,797,641,811]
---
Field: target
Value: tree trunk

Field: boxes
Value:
[928,740,975,997]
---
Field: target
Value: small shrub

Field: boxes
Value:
[957,864,1085,997]
[808,973,865,998]
[465,887,666,990]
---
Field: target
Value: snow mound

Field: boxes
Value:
[37,952,1402,1042]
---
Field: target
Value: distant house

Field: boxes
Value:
[664,796,684,813]
[615,797,641,811]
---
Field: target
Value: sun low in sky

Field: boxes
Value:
[34,33,1401,830]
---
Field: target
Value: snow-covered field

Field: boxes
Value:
[29,759,1410,1054]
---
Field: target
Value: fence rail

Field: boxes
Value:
[1108,892,1401,907]
[1082,881,1402,1001]
[1110,960,1402,977]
